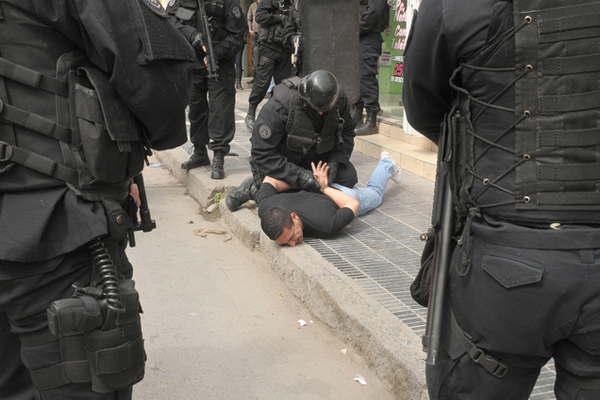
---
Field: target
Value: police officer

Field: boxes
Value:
[0,0,195,398]
[244,0,299,132]
[172,0,244,179]
[227,70,357,211]
[404,0,600,398]
[354,0,389,136]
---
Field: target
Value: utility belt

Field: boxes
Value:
[0,53,147,201]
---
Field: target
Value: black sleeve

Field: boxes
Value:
[255,182,278,204]
[402,0,455,144]
[42,0,196,150]
[250,95,306,185]
[255,0,281,27]
[213,0,244,61]
[328,94,356,163]
[329,208,355,234]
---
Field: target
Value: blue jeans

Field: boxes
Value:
[331,157,395,216]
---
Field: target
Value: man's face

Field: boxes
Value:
[275,213,304,247]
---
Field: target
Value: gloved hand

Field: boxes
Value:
[327,161,339,185]
[297,168,321,192]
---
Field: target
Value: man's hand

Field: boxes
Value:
[311,161,330,191]
[297,168,321,192]
[129,182,141,209]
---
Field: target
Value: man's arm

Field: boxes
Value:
[402,0,454,144]
[262,176,292,193]
[213,0,244,61]
[255,0,282,26]
[40,0,196,150]
[312,162,359,216]
[360,0,389,34]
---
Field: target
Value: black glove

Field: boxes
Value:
[327,161,339,185]
[297,168,321,192]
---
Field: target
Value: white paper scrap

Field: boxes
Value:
[297,319,308,327]
[354,374,367,385]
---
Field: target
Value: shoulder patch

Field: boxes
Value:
[140,0,167,16]
[258,124,273,140]
[232,6,242,19]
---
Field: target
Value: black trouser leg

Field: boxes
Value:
[273,51,292,84]
[248,53,276,106]
[0,313,35,400]
[359,34,382,113]
[235,44,245,84]
[430,224,600,399]
[207,62,236,154]
[188,70,209,149]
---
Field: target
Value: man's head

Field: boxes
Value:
[260,207,304,246]
[298,70,340,114]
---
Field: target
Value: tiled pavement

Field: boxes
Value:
[187,93,557,399]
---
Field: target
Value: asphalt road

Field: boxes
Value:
[129,165,395,400]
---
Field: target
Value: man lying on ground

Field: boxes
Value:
[258,153,401,246]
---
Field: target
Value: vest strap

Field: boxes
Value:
[542,54,600,75]
[538,163,600,181]
[29,361,91,391]
[539,90,600,113]
[0,98,72,143]
[0,57,68,97]
[0,141,78,185]
[538,127,600,148]
[536,191,600,207]
[539,13,600,34]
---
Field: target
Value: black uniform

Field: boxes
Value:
[248,0,298,108]
[251,79,358,189]
[358,0,389,114]
[404,0,600,398]
[0,0,194,398]
[169,0,244,155]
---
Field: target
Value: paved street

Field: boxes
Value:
[129,165,394,400]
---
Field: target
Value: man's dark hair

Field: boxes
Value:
[260,207,293,240]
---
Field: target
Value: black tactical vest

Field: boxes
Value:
[449,0,600,225]
[282,79,342,161]
[175,0,229,43]
[0,3,146,201]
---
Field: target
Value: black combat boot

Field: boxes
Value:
[226,177,258,211]
[181,146,210,170]
[354,110,378,136]
[211,151,225,180]
[245,103,257,132]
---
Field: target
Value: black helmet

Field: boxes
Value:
[298,70,340,113]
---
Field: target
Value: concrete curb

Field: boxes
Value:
[155,149,428,400]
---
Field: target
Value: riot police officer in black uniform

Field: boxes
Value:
[404,0,600,398]
[227,70,357,211]
[244,0,299,132]
[354,0,389,136]
[171,0,244,179]
[0,0,195,398]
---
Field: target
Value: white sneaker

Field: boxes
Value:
[380,152,402,184]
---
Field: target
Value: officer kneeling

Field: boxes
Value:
[227,70,358,211]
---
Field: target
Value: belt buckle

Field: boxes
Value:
[0,141,14,162]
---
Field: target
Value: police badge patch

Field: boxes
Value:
[141,0,167,16]
[258,125,272,140]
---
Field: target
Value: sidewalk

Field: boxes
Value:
[156,87,557,400]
